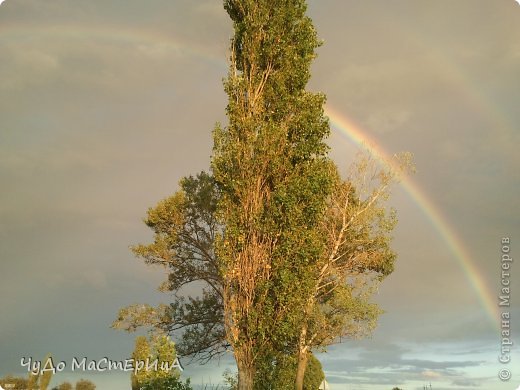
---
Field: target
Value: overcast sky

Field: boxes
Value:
[0,1,519,389]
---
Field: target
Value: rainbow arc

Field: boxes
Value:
[326,105,499,328]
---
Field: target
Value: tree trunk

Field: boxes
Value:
[237,363,254,390]
[236,349,255,390]
[295,350,309,390]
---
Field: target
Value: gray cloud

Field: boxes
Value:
[1,1,519,389]
[318,342,487,388]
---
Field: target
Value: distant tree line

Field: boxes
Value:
[0,374,96,390]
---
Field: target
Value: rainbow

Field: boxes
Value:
[325,104,500,328]
[1,20,500,328]
[0,23,227,70]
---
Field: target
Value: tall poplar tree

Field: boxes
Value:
[212,1,334,388]
[114,2,410,389]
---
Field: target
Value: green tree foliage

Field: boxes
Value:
[303,354,325,390]
[131,335,152,390]
[254,353,324,390]
[52,382,96,390]
[54,382,73,390]
[74,379,96,390]
[113,172,226,362]
[212,1,334,387]
[292,153,411,387]
[113,1,411,389]
[18,354,55,390]
[0,375,29,390]
[139,376,192,390]
[130,334,185,390]
[113,172,227,362]
[213,1,412,388]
